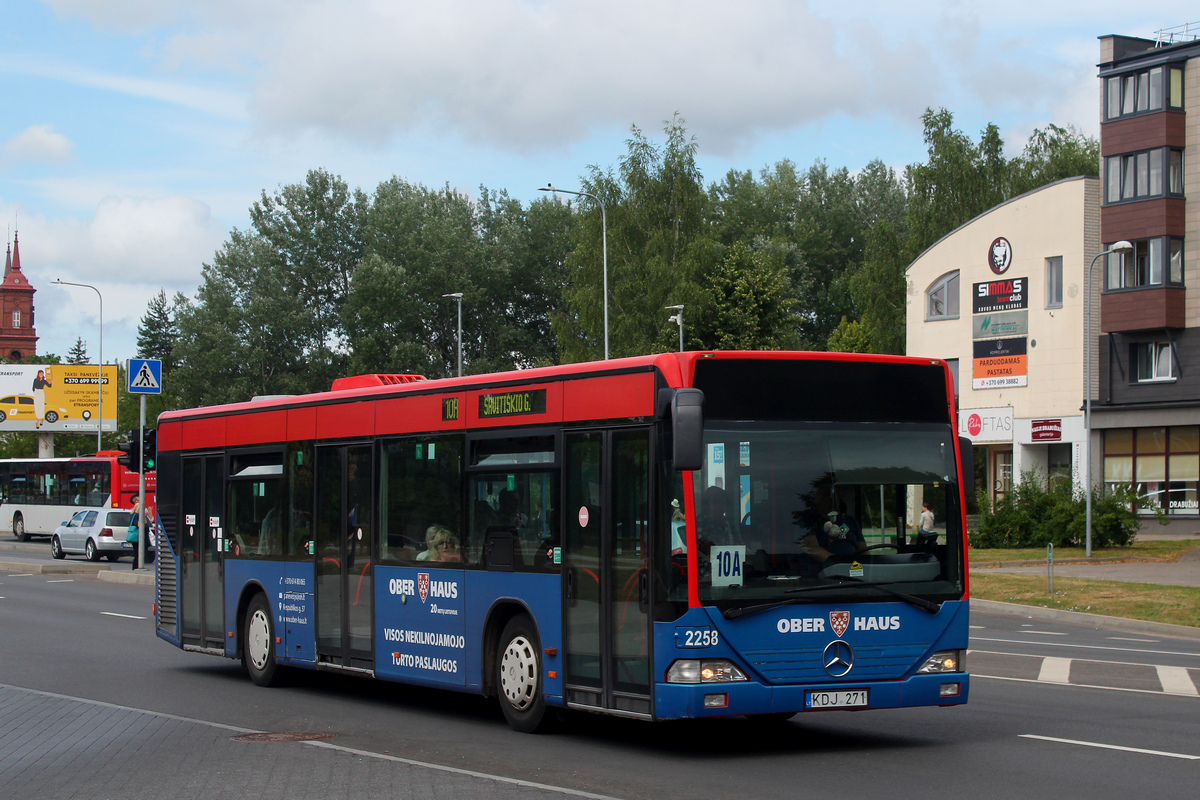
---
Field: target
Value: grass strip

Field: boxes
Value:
[970,572,1200,628]
[969,539,1199,564]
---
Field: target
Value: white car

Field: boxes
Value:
[50,508,156,562]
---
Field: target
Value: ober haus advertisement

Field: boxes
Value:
[0,365,119,432]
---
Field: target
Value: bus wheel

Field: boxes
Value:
[50,536,64,560]
[13,513,26,542]
[496,615,550,733]
[243,594,279,686]
[85,539,99,562]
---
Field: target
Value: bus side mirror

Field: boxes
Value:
[958,437,974,496]
[672,389,705,472]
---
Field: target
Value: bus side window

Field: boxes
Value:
[379,435,464,566]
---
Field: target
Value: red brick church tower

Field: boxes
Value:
[0,233,38,360]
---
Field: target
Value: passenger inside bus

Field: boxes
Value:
[417,524,460,562]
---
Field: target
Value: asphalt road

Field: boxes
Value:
[2,567,1198,800]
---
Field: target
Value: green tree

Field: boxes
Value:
[66,337,88,365]
[554,116,712,361]
[1010,123,1101,193]
[692,242,796,350]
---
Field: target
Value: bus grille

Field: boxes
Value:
[744,643,927,683]
[156,511,178,628]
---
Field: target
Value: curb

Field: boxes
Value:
[0,560,155,587]
[97,570,155,587]
[970,598,1200,641]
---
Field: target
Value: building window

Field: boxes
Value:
[11,310,18,328]
[926,271,959,320]
[1106,237,1184,289]
[1045,256,1063,308]
[1105,427,1199,515]
[1104,148,1183,203]
[1132,341,1175,382]
[1105,65,1184,120]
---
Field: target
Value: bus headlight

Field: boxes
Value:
[916,650,964,674]
[666,659,749,683]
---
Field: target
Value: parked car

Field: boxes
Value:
[50,508,156,562]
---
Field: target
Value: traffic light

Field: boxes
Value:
[118,428,140,472]
[141,427,157,472]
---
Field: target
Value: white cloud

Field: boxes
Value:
[11,195,223,286]
[3,124,75,163]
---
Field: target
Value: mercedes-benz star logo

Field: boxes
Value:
[823,640,855,677]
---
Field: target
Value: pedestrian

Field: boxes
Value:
[127,498,141,570]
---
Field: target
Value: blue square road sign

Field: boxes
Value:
[128,359,163,394]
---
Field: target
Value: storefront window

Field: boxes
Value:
[1104,426,1199,515]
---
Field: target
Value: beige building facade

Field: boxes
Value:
[906,177,1100,506]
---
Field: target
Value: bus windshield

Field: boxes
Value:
[689,422,965,613]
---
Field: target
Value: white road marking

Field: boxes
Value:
[972,636,1200,659]
[100,612,147,620]
[969,625,985,629]
[977,672,1200,698]
[46,579,74,583]
[1108,637,1159,643]
[1,683,624,800]
[1020,734,1200,761]
[6,573,33,577]
[1022,631,1068,635]
[1038,657,1072,683]
[1156,666,1199,696]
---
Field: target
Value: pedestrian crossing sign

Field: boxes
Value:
[127,359,162,394]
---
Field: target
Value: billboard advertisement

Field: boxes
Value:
[0,364,119,433]
[972,338,1028,389]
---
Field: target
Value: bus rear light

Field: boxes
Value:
[666,659,749,684]
[99,528,113,538]
[703,693,728,708]
[939,683,961,697]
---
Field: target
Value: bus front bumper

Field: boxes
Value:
[653,672,969,719]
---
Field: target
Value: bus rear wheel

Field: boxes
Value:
[13,513,26,542]
[243,593,279,686]
[496,614,551,733]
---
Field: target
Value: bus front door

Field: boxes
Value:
[314,444,374,670]
[180,454,225,650]
[563,429,652,717]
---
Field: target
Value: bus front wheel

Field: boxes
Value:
[13,513,26,542]
[243,593,279,686]
[496,614,551,733]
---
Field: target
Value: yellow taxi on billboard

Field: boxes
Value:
[0,394,69,424]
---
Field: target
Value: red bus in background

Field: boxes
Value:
[0,453,155,541]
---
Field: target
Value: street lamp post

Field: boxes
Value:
[52,279,103,452]
[540,184,609,359]
[666,305,684,352]
[442,292,463,377]
[1085,240,1133,558]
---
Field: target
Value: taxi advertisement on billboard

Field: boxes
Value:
[0,364,118,432]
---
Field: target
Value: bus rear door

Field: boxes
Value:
[180,454,225,650]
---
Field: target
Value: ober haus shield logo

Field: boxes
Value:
[417,572,430,603]
[830,611,850,637]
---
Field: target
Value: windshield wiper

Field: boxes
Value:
[722,579,942,620]
[788,579,942,614]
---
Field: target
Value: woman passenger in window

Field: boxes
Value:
[417,525,460,562]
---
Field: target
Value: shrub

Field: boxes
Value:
[969,470,1141,549]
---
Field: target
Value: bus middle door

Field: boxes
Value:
[563,428,652,718]
[180,454,225,651]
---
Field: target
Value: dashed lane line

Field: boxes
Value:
[100,611,148,620]
[1020,734,1200,761]
[1037,657,1072,683]
[972,636,1200,659]
[971,649,1200,696]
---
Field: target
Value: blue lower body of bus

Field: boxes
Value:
[156,558,968,720]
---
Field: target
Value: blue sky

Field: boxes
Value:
[2,1,1196,364]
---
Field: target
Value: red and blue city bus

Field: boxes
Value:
[153,351,972,730]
